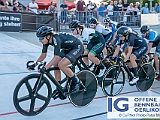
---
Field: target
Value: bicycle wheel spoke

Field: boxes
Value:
[25,81,32,94]
[36,94,48,102]
[29,98,36,114]
[37,81,44,91]
[110,83,114,95]
[18,95,31,102]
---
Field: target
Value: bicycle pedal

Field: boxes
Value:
[53,94,59,100]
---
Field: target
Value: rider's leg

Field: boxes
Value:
[58,58,80,93]
[154,54,159,75]
[130,54,138,78]
[83,45,89,66]
[53,57,62,82]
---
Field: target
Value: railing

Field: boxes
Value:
[58,10,141,31]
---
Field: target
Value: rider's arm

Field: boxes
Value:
[146,42,153,54]
[113,45,120,57]
[110,31,117,44]
[124,46,133,62]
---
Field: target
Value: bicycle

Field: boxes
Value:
[13,61,98,116]
[102,54,155,96]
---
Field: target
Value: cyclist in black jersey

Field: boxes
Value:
[112,26,148,85]
[70,20,106,77]
[27,26,84,94]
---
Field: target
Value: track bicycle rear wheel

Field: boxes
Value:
[13,74,52,116]
[136,63,155,91]
[68,70,97,107]
[102,65,125,96]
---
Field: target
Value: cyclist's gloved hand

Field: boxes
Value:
[39,66,47,74]
[27,61,36,70]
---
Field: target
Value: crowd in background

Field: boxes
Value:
[0,0,160,24]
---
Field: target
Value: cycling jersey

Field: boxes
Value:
[142,30,160,55]
[95,24,112,36]
[86,31,105,55]
[119,33,148,58]
[75,28,95,44]
[41,32,84,63]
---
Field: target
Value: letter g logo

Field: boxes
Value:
[108,98,129,112]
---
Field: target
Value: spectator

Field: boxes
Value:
[117,0,123,12]
[134,4,140,15]
[93,3,98,18]
[98,3,106,23]
[136,2,140,10]
[107,1,113,20]
[87,1,95,20]
[12,0,18,12]
[141,3,149,14]
[122,0,129,13]
[126,3,134,15]
[0,0,11,6]
[1,1,10,11]
[154,3,159,13]
[60,0,68,24]
[113,1,119,22]
[76,0,86,22]
[18,5,25,12]
[28,0,38,14]
[48,1,56,14]
[150,7,156,14]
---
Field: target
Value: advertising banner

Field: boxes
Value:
[0,12,22,32]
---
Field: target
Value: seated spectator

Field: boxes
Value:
[150,7,156,14]
[141,3,149,14]
[48,1,56,14]
[28,0,38,14]
[1,1,10,11]
[12,1,18,12]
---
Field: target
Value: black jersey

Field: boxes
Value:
[119,33,147,49]
[42,32,82,57]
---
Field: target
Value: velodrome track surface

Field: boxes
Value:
[1,25,160,120]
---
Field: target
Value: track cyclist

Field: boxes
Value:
[112,26,148,85]
[69,20,106,77]
[27,26,84,95]
[140,25,160,80]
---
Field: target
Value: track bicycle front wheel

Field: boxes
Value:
[68,70,97,107]
[102,65,125,96]
[137,63,155,91]
[13,74,52,116]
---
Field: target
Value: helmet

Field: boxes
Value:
[103,17,110,23]
[69,20,81,28]
[36,26,53,37]
[116,21,126,29]
[117,26,132,37]
[140,25,150,34]
[88,17,97,24]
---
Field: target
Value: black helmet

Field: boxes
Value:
[140,25,150,34]
[117,26,132,37]
[116,21,126,29]
[103,17,110,23]
[69,20,81,28]
[36,26,53,37]
[88,17,97,24]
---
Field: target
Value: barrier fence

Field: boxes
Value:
[0,10,159,32]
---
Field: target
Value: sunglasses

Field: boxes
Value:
[118,34,124,37]
[39,37,45,41]
[89,24,95,27]
[71,28,76,32]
